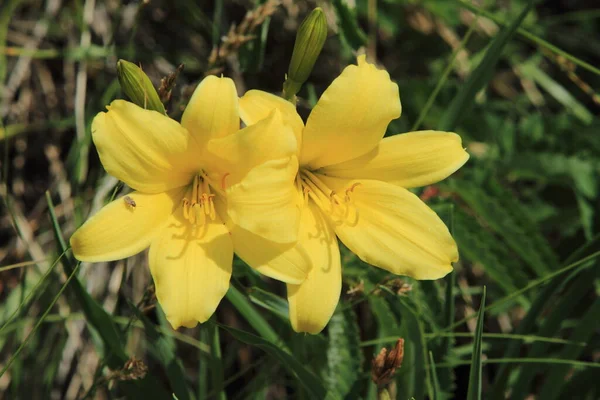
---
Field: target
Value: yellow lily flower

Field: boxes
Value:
[70,76,303,329]
[235,56,470,334]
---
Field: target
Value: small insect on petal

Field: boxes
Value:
[124,195,137,209]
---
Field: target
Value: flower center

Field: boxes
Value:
[181,174,217,226]
[298,168,361,224]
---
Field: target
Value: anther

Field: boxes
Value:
[182,198,190,220]
[345,183,361,202]
[221,173,230,190]
[330,190,340,205]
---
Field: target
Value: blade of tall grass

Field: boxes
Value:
[225,285,284,349]
[0,0,23,85]
[436,358,599,368]
[454,0,600,76]
[488,233,600,397]
[0,261,80,377]
[0,117,75,141]
[519,61,593,124]
[46,192,171,398]
[411,20,477,131]
[445,249,600,332]
[429,352,441,400]
[207,319,226,400]
[332,0,367,50]
[466,287,486,400]
[390,298,430,400]
[438,0,533,131]
[538,298,600,400]
[128,301,192,400]
[220,325,327,398]
[247,287,289,321]
[507,266,597,399]
[362,333,585,347]
[198,327,209,400]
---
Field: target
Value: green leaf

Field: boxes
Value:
[220,325,327,398]
[438,1,533,131]
[325,307,363,398]
[207,319,226,400]
[247,287,289,321]
[225,285,284,348]
[466,287,486,400]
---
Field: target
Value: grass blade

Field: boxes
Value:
[438,1,533,131]
[225,285,284,348]
[429,351,441,400]
[466,287,486,400]
[128,302,192,400]
[220,325,326,398]
[538,298,600,400]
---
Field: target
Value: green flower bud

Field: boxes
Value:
[117,59,166,114]
[283,8,328,101]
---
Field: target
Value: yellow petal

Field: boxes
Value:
[204,110,300,243]
[226,157,301,244]
[239,90,305,148]
[287,202,341,334]
[222,190,311,284]
[227,225,308,284]
[300,55,401,169]
[204,109,297,185]
[181,75,239,147]
[320,131,469,188]
[93,100,200,193]
[70,189,184,262]
[149,208,233,329]
[320,176,457,280]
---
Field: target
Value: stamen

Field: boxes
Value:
[303,186,310,205]
[330,190,341,205]
[209,198,216,220]
[221,173,230,190]
[202,194,211,215]
[182,198,190,220]
[345,182,361,202]
[302,169,331,195]
[193,203,204,226]
[192,175,199,203]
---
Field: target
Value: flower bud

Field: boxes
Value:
[283,8,328,101]
[117,60,166,114]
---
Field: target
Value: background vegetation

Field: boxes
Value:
[1,0,599,398]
